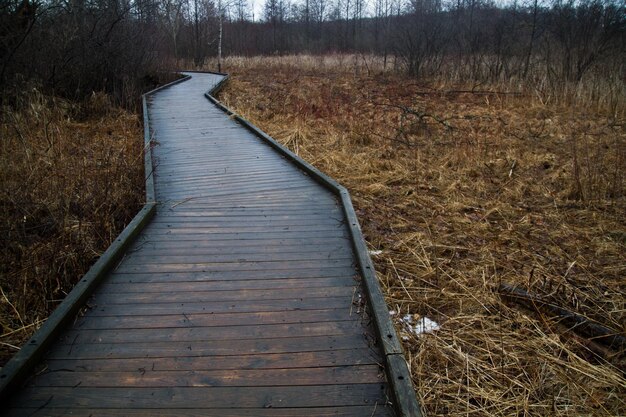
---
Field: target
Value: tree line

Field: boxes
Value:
[1,0,624,106]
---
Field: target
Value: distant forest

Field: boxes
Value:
[1,0,624,105]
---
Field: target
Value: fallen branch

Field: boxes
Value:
[498,283,626,351]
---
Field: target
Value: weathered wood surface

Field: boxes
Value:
[3,73,396,416]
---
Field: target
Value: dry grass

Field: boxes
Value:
[0,89,144,364]
[213,54,626,416]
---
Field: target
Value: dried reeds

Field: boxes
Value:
[0,89,143,364]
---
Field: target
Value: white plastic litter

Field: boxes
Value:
[399,314,440,337]
[413,317,440,334]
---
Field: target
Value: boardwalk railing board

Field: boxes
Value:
[202,72,423,417]
[143,74,193,203]
[0,75,189,404]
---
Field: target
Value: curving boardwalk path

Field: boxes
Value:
[3,73,397,415]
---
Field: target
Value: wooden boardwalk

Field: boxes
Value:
[1,73,403,416]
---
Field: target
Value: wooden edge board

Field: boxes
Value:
[143,96,155,202]
[142,74,193,97]
[182,69,229,77]
[203,74,423,417]
[386,354,424,417]
[338,191,402,354]
[143,74,192,203]
[0,74,192,403]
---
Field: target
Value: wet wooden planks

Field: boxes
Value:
[3,73,395,416]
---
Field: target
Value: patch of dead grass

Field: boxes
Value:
[0,89,143,364]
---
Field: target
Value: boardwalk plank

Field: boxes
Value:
[115,259,354,274]
[150,215,342,222]
[120,252,352,264]
[130,235,348,245]
[92,286,356,304]
[46,334,373,360]
[141,224,347,233]
[10,384,388,408]
[31,365,384,388]
[72,309,360,330]
[44,349,382,372]
[99,276,356,292]
[124,230,351,241]
[107,268,357,282]
[58,321,366,344]
[122,246,351,258]
[84,296,354,316]
[154,210,343,218]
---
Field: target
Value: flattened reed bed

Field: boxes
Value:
[214,56,626,416]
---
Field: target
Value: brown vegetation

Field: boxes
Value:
[0,90,143,364]
[216,55,626,416]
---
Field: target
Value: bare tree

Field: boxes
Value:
[523,0,542,78]
[160,0,186,59]
[264,0,287,51]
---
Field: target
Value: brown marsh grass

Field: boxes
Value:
[214,54,626,416]
[0,89,143,364]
